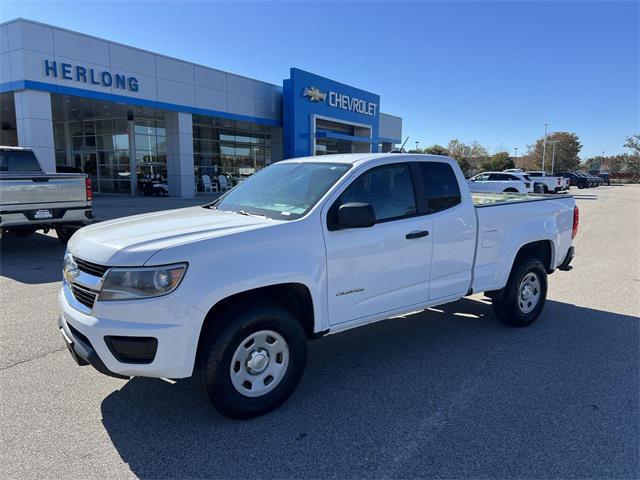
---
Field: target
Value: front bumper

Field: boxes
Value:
[58,315,129,379]
[58,285,204,378]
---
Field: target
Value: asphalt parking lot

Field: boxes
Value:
[1,185,638,479]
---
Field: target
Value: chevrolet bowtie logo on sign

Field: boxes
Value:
[303,86,326,102]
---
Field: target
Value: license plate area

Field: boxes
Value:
[34,209,53,219]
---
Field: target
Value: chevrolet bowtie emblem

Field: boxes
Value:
[303,86,326,102]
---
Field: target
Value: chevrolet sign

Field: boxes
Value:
[303,86,378,117]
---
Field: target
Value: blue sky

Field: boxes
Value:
[2,1,638,158]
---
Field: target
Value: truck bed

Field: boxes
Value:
[471,191,571,207]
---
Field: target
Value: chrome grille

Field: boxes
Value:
[70,283,99,309]
[75,257,109,277]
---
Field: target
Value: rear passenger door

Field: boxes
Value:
[414,161,477,301]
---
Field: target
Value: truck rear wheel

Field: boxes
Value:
[492,257,548,327]
[196,303,307,419]
[55,226,77,245]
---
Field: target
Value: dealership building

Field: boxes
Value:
[0,19,402,197]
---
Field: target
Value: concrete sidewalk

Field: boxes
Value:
[92,193,220,221]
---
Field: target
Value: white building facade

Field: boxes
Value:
[0,19,402,197]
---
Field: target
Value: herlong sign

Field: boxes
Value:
[43,59,139,92]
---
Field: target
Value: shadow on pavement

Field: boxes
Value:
[100,298,639,479]
[0,232,65,284]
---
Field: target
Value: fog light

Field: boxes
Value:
[104,336,158,364]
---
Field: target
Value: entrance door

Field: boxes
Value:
[323,163,433,326]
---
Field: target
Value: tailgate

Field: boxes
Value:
[0,176,86,206]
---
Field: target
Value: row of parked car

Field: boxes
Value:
[555,171,606,188]
[467,168,605,194]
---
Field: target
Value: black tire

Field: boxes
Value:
[492,257,548,327]
[196,302,307,419]
[577,181,585,189]
[503,188,518,193]
[55,226,77,245]
[543,185,549,194]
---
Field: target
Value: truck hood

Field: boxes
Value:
[68,206,274,266]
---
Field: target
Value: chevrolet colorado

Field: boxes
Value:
[59,153,577,418]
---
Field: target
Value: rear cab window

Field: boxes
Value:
[414,162,462,214]
[0,150,42,173]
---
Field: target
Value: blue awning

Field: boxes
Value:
[315,130,377,144]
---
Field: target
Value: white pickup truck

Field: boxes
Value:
[59,153,578,419]
[0,146,92,243]
[509,170,568,193]
[467,171,533,193]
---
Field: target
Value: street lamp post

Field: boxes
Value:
[542,122,548,172]
[415,141,419,152]
[514,147,518,165]
[546,140,559,174]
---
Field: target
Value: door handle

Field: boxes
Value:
[405,230,429,239]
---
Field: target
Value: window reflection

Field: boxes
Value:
[192,114,271,193]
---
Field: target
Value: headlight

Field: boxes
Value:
[99,263,187,301]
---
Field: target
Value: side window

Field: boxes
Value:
[475,173,490,181]
[416,162,462,214]
[339,163,416,222]
[488,173,504,181]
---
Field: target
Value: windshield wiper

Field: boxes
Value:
[236,210,268,219]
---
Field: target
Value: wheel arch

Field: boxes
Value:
[512,239,555,274]
[196,282,317,356]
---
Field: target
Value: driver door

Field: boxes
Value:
[323,163,433,326]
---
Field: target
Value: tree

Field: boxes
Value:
[480,151,515,172]
[423,144,448,156]
[624,134,640,155]
[623,134,640,182]
[531,132,582,172]
[581,156,602,172]
[626,155,640,182]
[446,139,488,176]
[607,155,627,177]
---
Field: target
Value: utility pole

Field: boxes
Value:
[547,140,559,174]
[601,151,605,172]
[542,122,548,172]
[415,141,419,153]
[514,147,518,166]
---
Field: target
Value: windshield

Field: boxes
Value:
[212,162,351,220]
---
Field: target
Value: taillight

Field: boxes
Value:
[572,206,579,239]
[85,176,93,201]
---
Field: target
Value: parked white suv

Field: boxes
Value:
[59,154,578,418]
[467,171,533,193]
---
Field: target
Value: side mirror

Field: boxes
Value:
[337,202,376,229]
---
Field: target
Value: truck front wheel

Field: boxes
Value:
[492,258,548,327]
[196,303,307,419]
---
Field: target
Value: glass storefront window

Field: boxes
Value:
[69,122,83,136]
[192,114,272,193]
[114,134,129,150]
